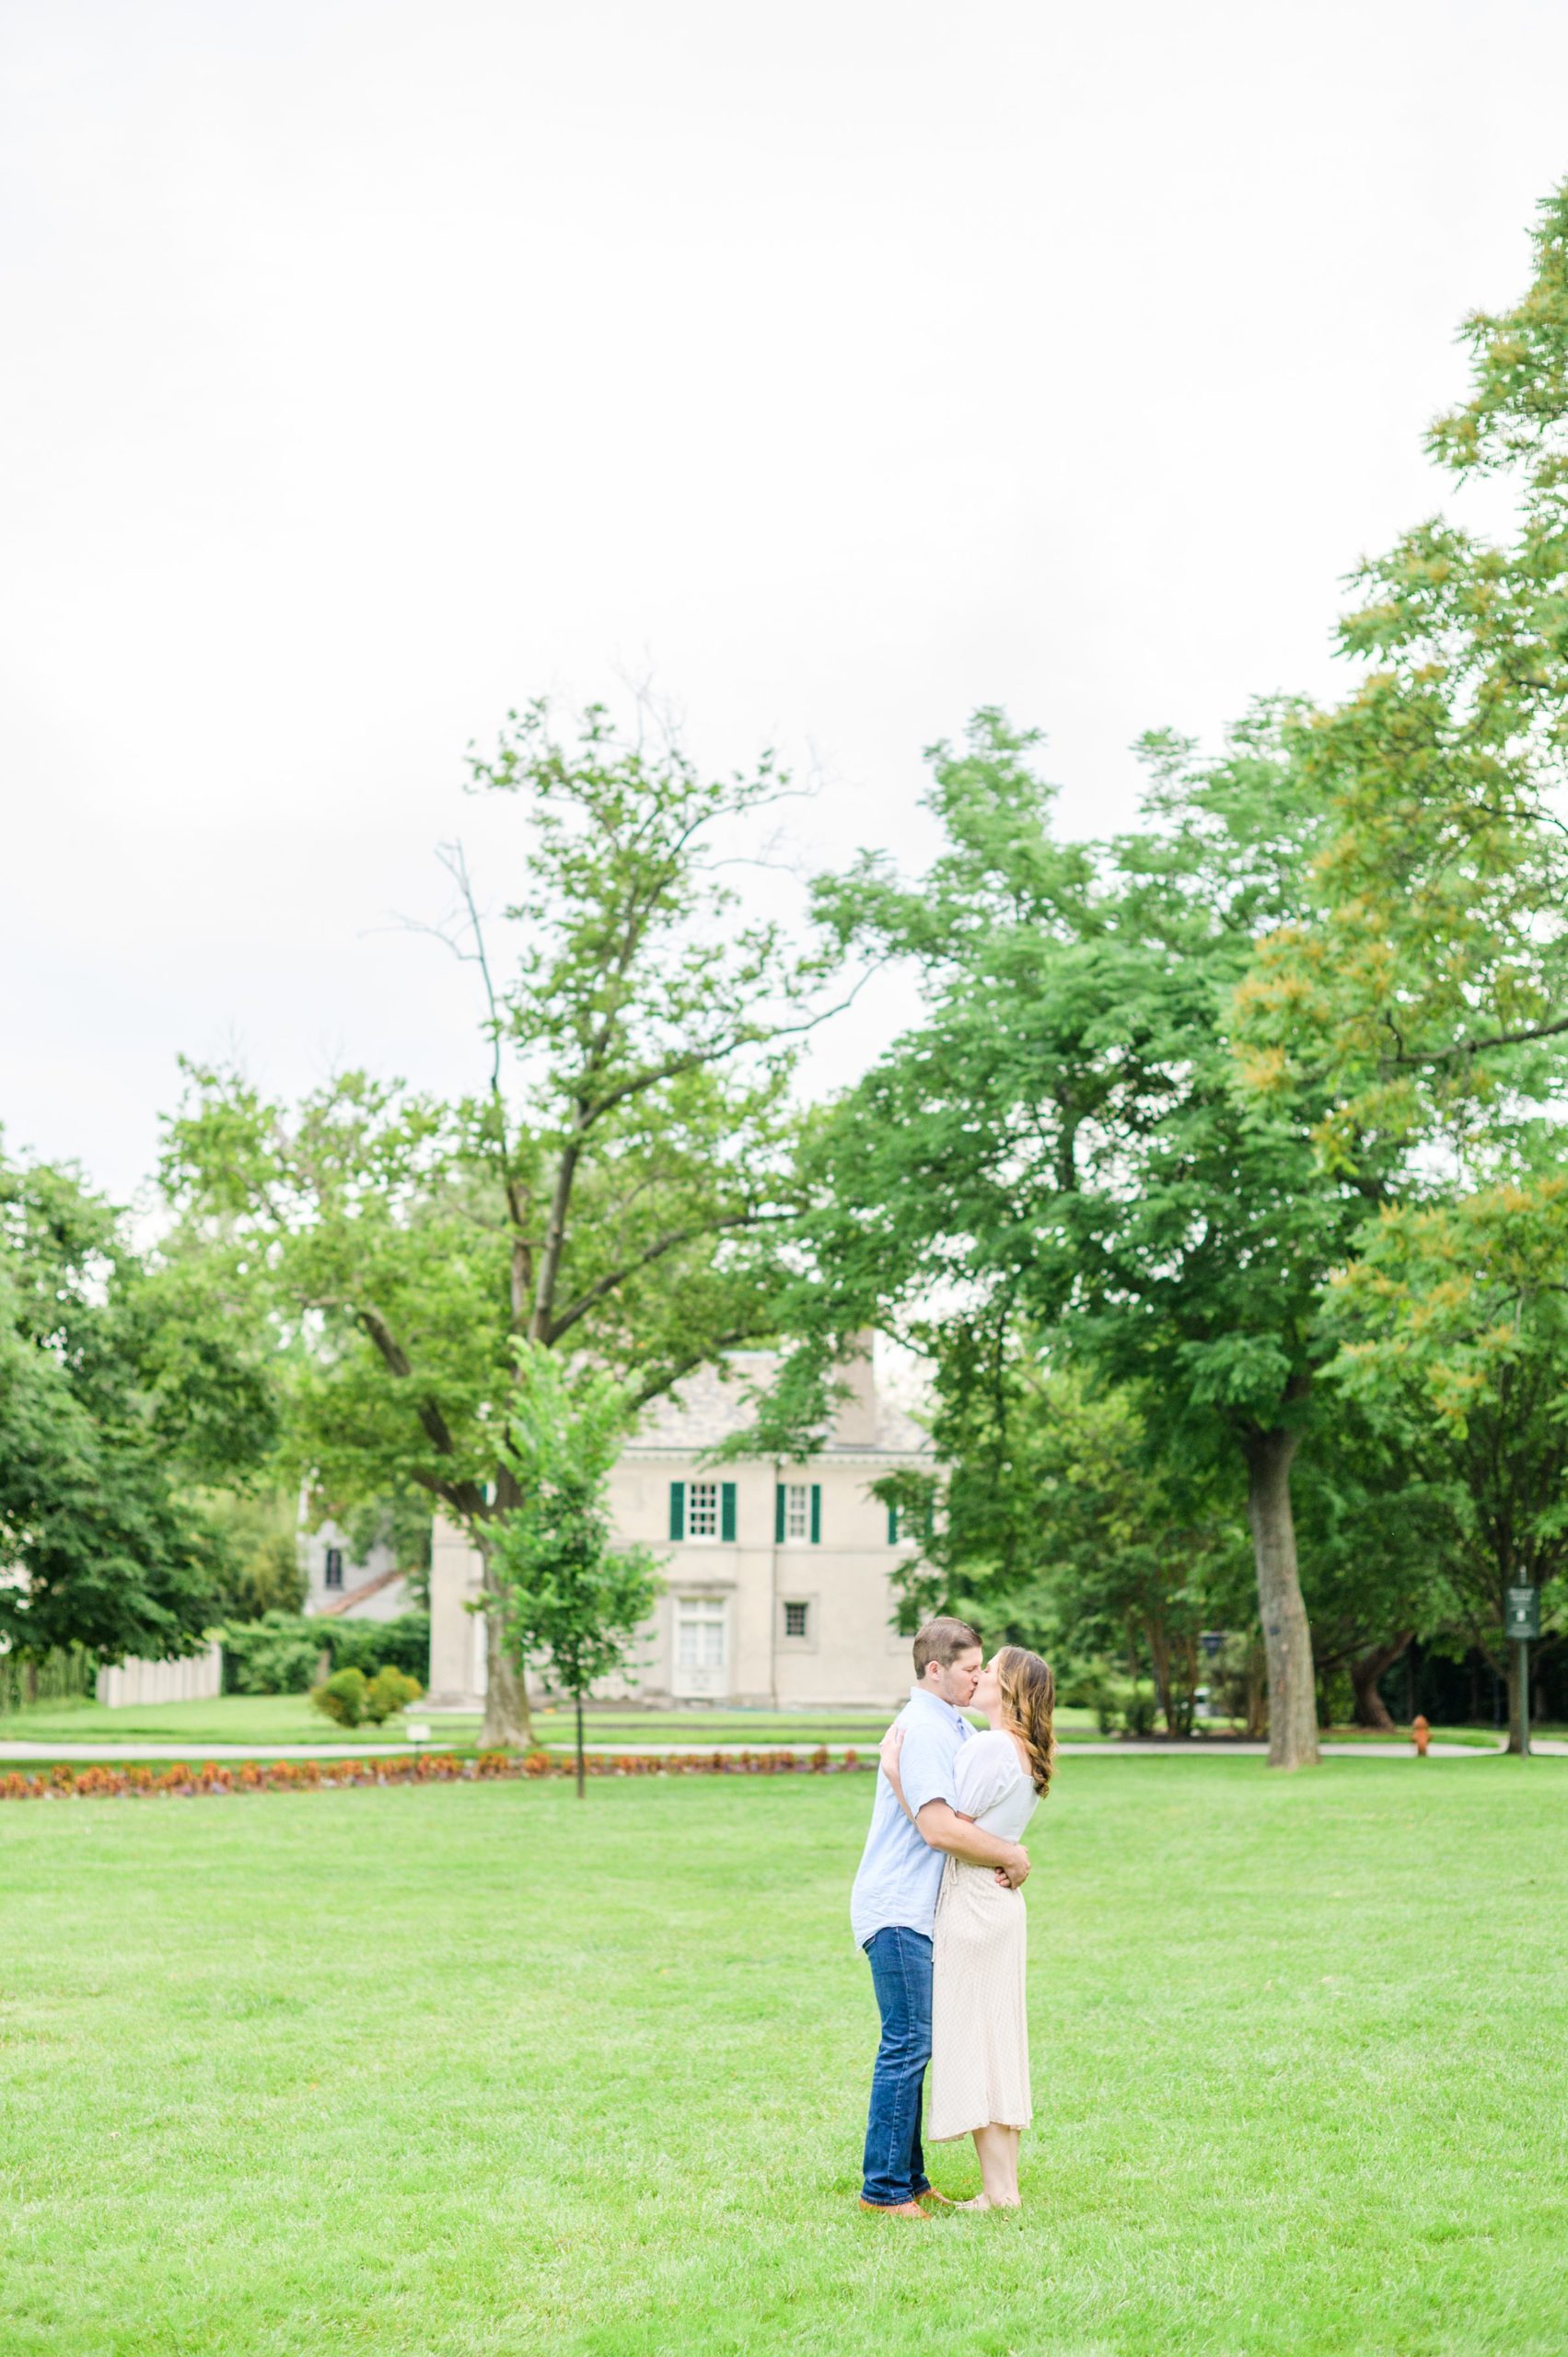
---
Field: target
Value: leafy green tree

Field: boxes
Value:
[1326,1176,1568,1750]
[1217,181,1568,1741]
[770,710,1390,1767]
[777,193,1568,1766]
[1235,184,1568,1157]
[203,1490,307,1620]
[162,702,833,1746]
[880,1341,1252,1735]
[1284,1421,1455,1731]
[488,1347,661,1795]
[0,1145,276,1671]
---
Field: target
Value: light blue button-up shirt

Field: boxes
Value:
[850,1685,974,1947]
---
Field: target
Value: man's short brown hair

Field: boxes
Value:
[912,1616,981,1678]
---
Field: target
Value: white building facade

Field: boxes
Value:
[425,1345,932,1711]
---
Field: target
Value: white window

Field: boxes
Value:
[688,1481,719,1539]
[784,1600,809,1640]
[676,1597,726,1670]
[784,1483,810,1540]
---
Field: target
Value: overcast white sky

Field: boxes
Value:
[6,0,1568,1203]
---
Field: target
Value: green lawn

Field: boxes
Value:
[544,1702,1098,1744]
[0,1690,1507,1756]
[3,1759,1565,2355]
[0,1696,1107,1752]
[0,1692,431,1749]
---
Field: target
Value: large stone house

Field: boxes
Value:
[425,1343,932,1711]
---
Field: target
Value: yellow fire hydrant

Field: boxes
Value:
[1411,1713,1431,1758]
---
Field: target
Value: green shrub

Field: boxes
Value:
[311,1667,369,1727]
[315,1612,429,1682]
[363,1666,423,1724]
[0,1644,96,1717]
[1060,1669,1119,1732]
[221,1614,322,1696]
[224,1611,429,1704]
[1121,1689,1158,1737]
[204,1492,306,1620]
[308,1664,422,1729]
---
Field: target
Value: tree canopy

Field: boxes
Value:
[0,1145,274,1667]
[160,702,839,1744]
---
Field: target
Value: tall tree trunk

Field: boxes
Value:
[1174,1630,1199,1736]
[1350,1632,1413,1731]
[1504,1650,1528,1757]
[1145,1624,1175,1734]
[478,1546,531,1750]
[1242,1425,1319,1771]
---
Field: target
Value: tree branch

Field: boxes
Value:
[1388,1009,1568,1066]
[354,1304,471,1473]
[576,959,889,1133]
[543,1209,789,1345]
[627,1327,773,1412]
[410,1466,490,1524]
[432,842,536,1322]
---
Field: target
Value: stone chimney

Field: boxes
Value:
[832,1331,878,1447]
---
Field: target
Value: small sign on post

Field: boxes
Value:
[1506,1586,1540,1641]
[1505,1586,1539,1757]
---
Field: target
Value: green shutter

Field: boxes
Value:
[887,1504,900,1544]
[774,1483,785,1543]
[810,1483,821,1545]
[721,1481,737,1543]
[669,1481,685,1541]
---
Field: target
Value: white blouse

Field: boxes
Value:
[954,1726,1039,1840]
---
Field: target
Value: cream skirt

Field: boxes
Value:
[927,1854,1032,2141]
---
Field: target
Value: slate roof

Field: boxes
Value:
[628,1350,931,1457]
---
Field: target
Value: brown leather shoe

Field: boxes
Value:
[858,2198,930,2219]
[912,2186,957,2206]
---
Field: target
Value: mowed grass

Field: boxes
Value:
[2,1760,1565,2357]
[0,1693,428,1749]
[0,1695,1104,1753]
[0,1690,1513,1758]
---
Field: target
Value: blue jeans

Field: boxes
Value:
[861,1926,933,2206]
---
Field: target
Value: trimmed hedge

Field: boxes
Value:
[219,1611,431,1695]
[0,1747,866,1801]
[319,1614,429,1682]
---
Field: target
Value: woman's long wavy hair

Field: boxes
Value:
[994,1645,1056,1797]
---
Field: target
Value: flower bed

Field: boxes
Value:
[0,1747,867,1801]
